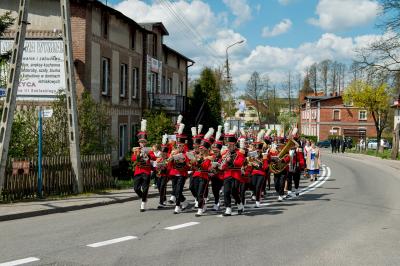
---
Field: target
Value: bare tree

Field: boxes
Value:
[318,60,331,95]
[245,71,267,125]
[309,63,318,93]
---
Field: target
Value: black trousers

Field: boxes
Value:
[171,175,186,206]
[193,177,209,208]
[170,175,178,198]
[189,175,197,198]
[274,173,286,196]
[240,182,251,205]
[211,176,224,204]
[252,175,265,201]
[223,177,241,208]
[134,173,150,202]
[158,175,168,204]
[286,171,300,191]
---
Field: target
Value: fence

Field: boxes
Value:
[1,154,114,202]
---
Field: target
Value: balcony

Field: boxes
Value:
[148,93,186,114]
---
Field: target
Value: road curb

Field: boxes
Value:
[0,191,159,222]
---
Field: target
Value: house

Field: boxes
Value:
[0,0,193,165]
[300,95,377,141]
[391,96,400,151]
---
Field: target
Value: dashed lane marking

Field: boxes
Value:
[164,222,199,230]
[87,236,137,248]
[0,257,40,266]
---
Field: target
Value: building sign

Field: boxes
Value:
[146,55,162,93]
[0,39,65,100]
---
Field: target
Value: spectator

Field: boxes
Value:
[330,137,336,153]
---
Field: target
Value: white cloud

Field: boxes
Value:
[113,0,247,71]
[222,0,252,26]
[261,19,292,38]
[230,32,383,89]
[308,0,382,31]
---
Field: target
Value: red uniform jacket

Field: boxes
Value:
[282,148,305,172]
[222,150,246,182]
[168,152,190,177]
[250,157,269,177]
[131,150,156,176]
[193,158,212,180]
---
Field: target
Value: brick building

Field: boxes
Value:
[0,0,193,165]
[300,95,376,141]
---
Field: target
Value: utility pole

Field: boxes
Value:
[60,0,83,193]
[0,0,30,191]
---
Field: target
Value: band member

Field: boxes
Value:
[239,137,251,208]
[284,129,305,198]
[268,141,286,202]
[249,130,269,208]
[131,119,157,212]
[156,134,170,209]
[192,128,214,217]
[221,126,246,216]
[168,115,183,204]
[263,129,273,192]
[210,125,224,211]
[169,123,190,214]
[190,125,204,208]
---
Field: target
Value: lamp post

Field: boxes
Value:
[225,40,244,123]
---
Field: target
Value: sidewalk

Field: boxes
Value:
[0,187,159,222]
[330,151,400,171]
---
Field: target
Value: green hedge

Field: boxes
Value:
[301,135,318,143]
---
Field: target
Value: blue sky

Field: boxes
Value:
[106,0,385,91]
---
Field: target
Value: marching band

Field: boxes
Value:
[131,115,316,216]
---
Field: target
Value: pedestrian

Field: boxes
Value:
[131,119,157,212]
[306,141,320,182]
[330,137,336,153]
[341,137,346,153]
[335,136,340,153]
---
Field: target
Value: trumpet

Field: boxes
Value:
[219,150,231,170]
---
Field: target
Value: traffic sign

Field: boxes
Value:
[42,109,53,118]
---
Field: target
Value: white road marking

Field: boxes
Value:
[0,257,40,266]
[87,236,137,248]
[300,166,331,195]
[164,222,199,230]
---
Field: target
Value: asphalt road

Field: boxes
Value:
[1,151,400,266]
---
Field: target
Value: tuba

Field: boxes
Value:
[269,139,299,174]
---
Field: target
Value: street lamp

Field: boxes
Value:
[225,40,245,82]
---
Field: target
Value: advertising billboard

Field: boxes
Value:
[0,39,65,100]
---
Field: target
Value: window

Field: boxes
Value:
[167,78,172,94]
[151,73,158,93]
[179,81,183,95]
[333,109,340,121]
[177,59,180,69]
[332,127,341,135]
[130,29,136,50]
[359,110,367,121]
[119,124,128,159]
[162,76,166,94]
[132,67,139,99]
[120,64,127,97]
[101,57,110,95]
[131,124,139,148]
[153,35,157,57]
[101,14,109,39]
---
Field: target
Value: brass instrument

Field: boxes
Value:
[219,150,231,170]
[269,138,299,174]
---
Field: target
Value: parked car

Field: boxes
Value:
[367,139,391,150]
[317,140,331,148]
